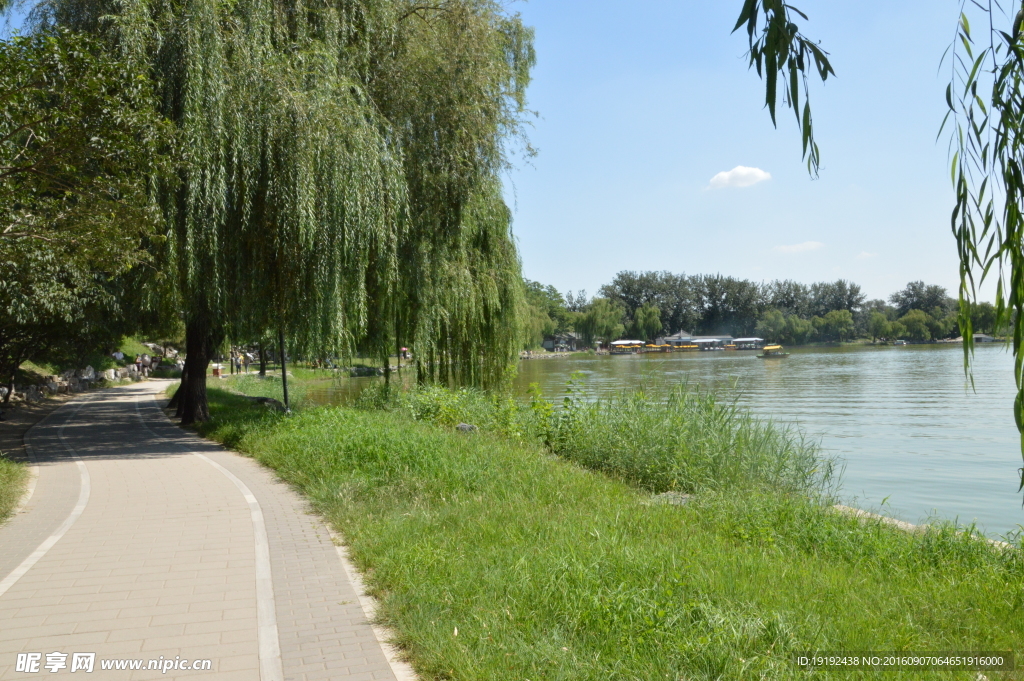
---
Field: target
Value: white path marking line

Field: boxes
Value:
[0,399,91,599]
[134,395,284,681]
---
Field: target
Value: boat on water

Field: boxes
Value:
[757,344,790,359]
[609,340,644,355]
[893,339,908,346]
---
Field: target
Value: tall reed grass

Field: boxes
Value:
[355,378,832,496]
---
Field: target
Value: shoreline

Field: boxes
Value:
[183,383,1023,679]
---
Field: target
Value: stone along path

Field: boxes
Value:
[0,381,409,681]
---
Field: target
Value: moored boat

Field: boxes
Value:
[609,340,644,355]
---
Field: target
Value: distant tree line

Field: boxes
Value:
[523,271,1003,347]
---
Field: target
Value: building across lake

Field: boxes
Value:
[542,332,582,352]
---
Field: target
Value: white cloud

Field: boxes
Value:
[857,251,878,259]
[773,241,825,254]
[708,165,771,189]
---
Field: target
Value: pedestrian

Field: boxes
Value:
[134,355,143,374]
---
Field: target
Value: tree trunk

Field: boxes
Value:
[168,368,185,410]
[259,346,267,376]
[278,328,290,411]
[179,318,217,425]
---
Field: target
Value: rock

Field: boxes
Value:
[645,491,692,506]
[77,366,95,380]
[242,395,288,413]
[46,382,59,394]
[104,369,117,381]
[456,423,478,433]
[61,369,76,380]
[348,366,384,377]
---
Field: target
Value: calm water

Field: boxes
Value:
[308,344,1024,538]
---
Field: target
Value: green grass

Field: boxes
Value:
[190,385,1023,680]
[118,336,153,358]
[15,361,57,385]
[354,380,830,496]
[0,454,28,524]
[220,372,314,408]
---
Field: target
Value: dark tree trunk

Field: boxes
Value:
[179,318,218,425]
[3,371,14,405]
[278,328,289,411]
[259,346,267,377]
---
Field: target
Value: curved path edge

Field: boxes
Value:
[133,397,284,681]
[136,384,411,681]
[0,396,94,598]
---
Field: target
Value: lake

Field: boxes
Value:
[309,344,1024,539]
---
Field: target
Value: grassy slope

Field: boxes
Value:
[0,455,28,523]
[195,388,1022,680]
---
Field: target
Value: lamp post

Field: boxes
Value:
[279,328,290,412]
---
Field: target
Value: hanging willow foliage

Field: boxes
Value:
[33,0,534,418]
[362,1,535,389]
[945,1,1024,488]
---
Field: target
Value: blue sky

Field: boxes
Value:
[503,1,976,302]
[4,1,981,302]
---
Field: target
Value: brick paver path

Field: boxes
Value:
[0,382,405,681]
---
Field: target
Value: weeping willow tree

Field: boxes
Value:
[32,0,533,421]
[360,1,534,388]
[946,1,1024,489]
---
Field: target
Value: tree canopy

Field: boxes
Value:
[0,30,168,396]
[29,0,535,420]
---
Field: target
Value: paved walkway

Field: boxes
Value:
[0,382,407,680]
